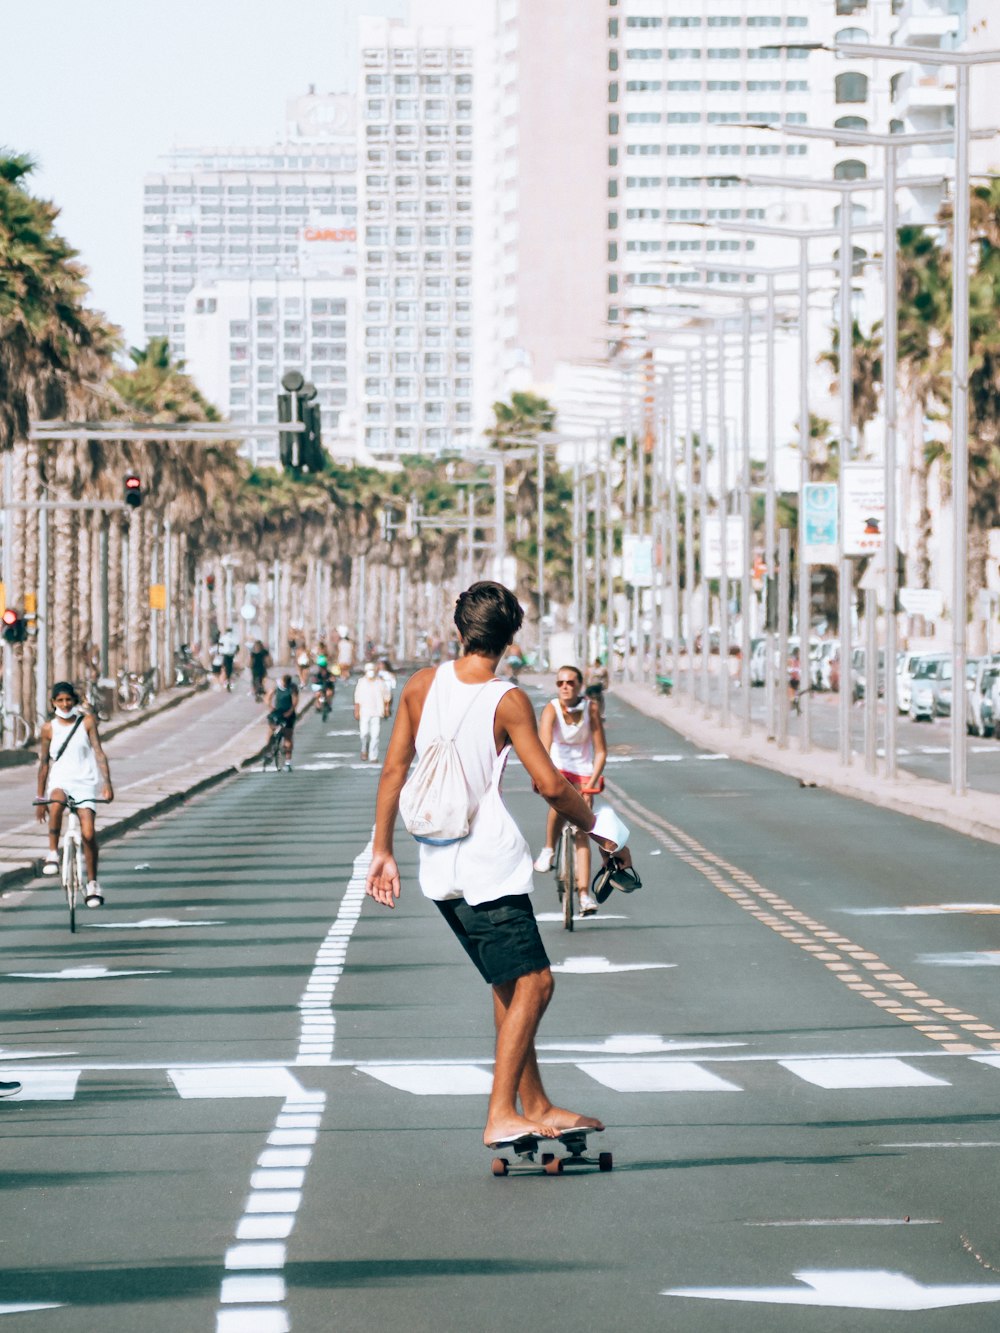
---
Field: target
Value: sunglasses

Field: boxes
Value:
[556,679,580,687]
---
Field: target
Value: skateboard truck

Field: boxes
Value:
[488,1126,613,1177]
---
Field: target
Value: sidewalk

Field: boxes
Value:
[612,678,1000,848]
[0,684,290,892]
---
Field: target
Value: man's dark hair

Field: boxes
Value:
[454,581,523,656]
[558,664,583,684]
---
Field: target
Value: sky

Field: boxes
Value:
[0,0,406,348]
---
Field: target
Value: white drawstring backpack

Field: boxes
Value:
[399,673,492,845]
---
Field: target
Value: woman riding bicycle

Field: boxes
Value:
[532,665,608,915]
[36,681,114,907]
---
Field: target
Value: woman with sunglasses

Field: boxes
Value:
[532,665,607,914]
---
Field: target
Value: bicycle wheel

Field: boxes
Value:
[556,829,574,933]
[63,840,79,934]
[6,713,31,747]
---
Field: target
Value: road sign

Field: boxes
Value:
[842,464,885,557]
[622,535,653,587]
[899,587,944,619]
[149,584,166,612]
[803,483,838,564]
[664,1269,1000,1310]
[702,516,745,579]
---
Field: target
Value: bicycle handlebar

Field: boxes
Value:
[34,797,111,808]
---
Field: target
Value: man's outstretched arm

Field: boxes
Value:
[365,670,428,907]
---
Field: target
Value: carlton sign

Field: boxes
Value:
[299,217,357,276]
[303,225,356,244]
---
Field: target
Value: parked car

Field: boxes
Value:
[897,651,931,716]
[908,655,951,721]
[851,647,886,702]
[967,656,1000,737]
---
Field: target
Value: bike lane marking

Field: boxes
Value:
[212,837,371,1333]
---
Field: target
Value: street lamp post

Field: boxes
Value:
[833,40,1000,797]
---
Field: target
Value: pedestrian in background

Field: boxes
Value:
[355,662,390,762]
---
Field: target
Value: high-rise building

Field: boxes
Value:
[142,92,357,366]
[489,0,608,393]
[358,14,479,457]
[607,1,900,319]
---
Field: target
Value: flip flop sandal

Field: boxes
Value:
[591,859,642,905]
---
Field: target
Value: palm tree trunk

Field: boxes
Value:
[129,510,151,673]
[107,519,124,674]
[51,507,78,682]
[968,519,989,654]
[78,515,94,670]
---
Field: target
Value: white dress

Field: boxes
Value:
[47,713,100,807]
[415,663,534,906]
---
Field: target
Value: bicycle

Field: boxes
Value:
[0,704,32,748]
[553,783,602,932]
[33,796,109,934]
[262,719,291,773]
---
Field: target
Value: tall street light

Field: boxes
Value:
[739,120,995,779]
[835,41,1000,794]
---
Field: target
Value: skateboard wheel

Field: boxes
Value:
[543,1156,563,1175]
[491,1157,509,1177]
[598,1152,613,1172]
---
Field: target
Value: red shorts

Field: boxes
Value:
[560,771,604,794]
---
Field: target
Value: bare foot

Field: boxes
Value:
[535,1105,605,1133]
[484,1113,559,1147]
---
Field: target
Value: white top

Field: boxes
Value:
[47,713,100,802]
[549,694,595,777]
[415,662,533,905]
[354,676,389,718]
[337,638,355,667]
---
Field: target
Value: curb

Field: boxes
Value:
[0,693,317,898]
[614,680,1000,849]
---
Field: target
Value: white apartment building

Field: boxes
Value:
[489,0,608,394]
[358,15,479,457]
[609,0,901,307]
[142,92,357,367]
[182,270,357,467]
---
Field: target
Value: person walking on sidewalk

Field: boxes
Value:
[365,581,631,1147]
[36,681,114,907]
[337,633,356,681]
[532,664,608,915]
[354,663,390,762]
[250,640,271,702]
[218,627,240,692]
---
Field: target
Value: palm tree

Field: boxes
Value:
[818,319,884,454]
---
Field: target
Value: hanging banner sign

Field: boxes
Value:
[149,584,166,611]
[622,535,654,587]
[899,587,944,620]
[842,464,886,557]
[803,482,839,564]
[702,516,745,580]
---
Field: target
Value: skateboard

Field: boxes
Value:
[488,1126,612,1177]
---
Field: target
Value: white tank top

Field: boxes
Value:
[549,695,594,776]
[47,713,100,800]
[415,662,534,905]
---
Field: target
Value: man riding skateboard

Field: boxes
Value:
[365,581,632,1148]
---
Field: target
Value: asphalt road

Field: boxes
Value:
[2,678,1000,1330]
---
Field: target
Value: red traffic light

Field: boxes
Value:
[124,473,142,508]
[1,608,27,644]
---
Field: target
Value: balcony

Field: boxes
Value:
[894,7,961,50]
[893,64,955,114]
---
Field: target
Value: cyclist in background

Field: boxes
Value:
[313,654,335,718]
[250,640,271,702]
[532,665,607,915]
[266,674,299,772]
[585,657,609,719]
[36,681,114,907]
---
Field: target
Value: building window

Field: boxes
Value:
[834,158,867,180]
[707,80,740,91]
[836,116,868,133]
[836,0,868,14]
[835,72,869,103]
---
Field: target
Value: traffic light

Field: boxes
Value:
[1,608,27,644]
[278,372,324,474]
[205,573,216,593]
[124,473,142,509]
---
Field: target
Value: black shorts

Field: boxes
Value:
[436,894,550,987]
